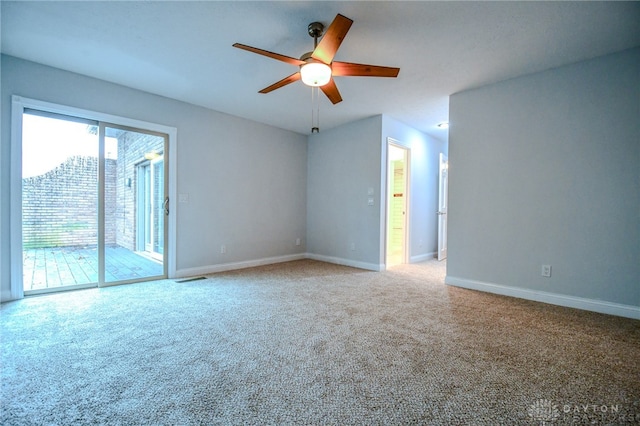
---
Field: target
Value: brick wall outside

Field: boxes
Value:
[22,156,117,248]
[22,131,164,251]
[115,131,164,251]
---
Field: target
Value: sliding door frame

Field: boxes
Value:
[10,95,177,298]
[98,122,169,287]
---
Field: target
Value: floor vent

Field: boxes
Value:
[175,277,207,283]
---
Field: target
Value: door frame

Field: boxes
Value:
[437,153,448,261]
[10,95,177,298]
[98,122,169,286]
[136,154,165,260]
[385,138,410,267]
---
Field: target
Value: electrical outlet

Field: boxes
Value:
[350,243,356,251]
[541,265,551,277]
[296,238,301,246]
[221,245,226,254]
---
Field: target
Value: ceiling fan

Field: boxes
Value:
[233,14,400,104]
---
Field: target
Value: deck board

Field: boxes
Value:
[62,247,92,285]
[23,245,163,291]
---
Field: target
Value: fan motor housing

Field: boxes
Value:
[308,22,324,38]
[300,51,321,63]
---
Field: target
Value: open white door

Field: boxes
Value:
[437,153,448,261]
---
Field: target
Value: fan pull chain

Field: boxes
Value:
[311,86,320,133]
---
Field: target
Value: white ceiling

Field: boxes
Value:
[2,1,639,139]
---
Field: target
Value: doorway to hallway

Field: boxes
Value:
[386,140,410,267]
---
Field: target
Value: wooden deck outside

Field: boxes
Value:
[23,245,163,291]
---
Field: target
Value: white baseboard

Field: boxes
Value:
[176,251,433,278]
[445,276,640,320]
[306,253,383,272]
[410,252,437,263]
[176,253,307,278]
[8,252,375,298]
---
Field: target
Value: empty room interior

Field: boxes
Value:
[1,2,639,424]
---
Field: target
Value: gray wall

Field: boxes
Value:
[305,114,445,270]
[447,48,639,310]
[1,55,308,300]
[306,116,384,270]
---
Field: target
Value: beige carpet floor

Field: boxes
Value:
[1,259,639,425]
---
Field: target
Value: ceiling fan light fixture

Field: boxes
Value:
[300,62,332,87]
[233,14,398,104]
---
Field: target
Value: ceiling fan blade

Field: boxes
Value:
[311,14,353,64]
[233,43,305,66]
[259,72,302,94]
[331,61,400,78]
[320,79,343,104]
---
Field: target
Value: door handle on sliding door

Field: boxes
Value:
[163,197,169,216]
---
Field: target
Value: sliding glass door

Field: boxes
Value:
[21,111,99,290]
[21,111,168,294]
[101,125,167,284]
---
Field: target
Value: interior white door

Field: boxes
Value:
[437,153,448,261]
